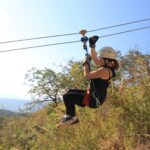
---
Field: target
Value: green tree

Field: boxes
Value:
[25,67,61,107]
[25,60,87,110]
[58,60,88,90]
[111,50,150,147]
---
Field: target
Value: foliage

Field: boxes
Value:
[25,60,88,110]
[25,67,62,108]
[58,60,88,90]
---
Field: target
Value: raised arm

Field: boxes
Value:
[91,47,104,67]
[89,36,104,67]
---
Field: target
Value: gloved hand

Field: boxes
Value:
[82,54,91,66]
[85,54,91,62]
[89,36,99,48]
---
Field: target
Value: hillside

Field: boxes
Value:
[0,109,16,117]
[0,109,27,117]
[0,99,149,150]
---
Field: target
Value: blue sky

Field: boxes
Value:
[0,0,150,100]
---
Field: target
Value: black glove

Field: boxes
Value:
[82,54,91,66]
[89,36,99,48]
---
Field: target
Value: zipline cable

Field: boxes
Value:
[0,18,150,45]
[87,18,150,33]
[0,40,80,53]
[100,25,150,38]
[0,25,150,53]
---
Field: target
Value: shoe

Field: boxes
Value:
[89,36,99,48]
[56,116,73,128]
[61,116,73,123]
[70,118,79,125]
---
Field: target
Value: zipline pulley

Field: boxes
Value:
[80,30,88,55]
[79,29,91,70]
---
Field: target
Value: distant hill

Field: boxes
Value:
[0,98,29,112]
[0,109,16,117]
[0,109,26,117]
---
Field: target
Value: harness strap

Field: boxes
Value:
[107,68,112,80]
[82,90,90,106]
[90,80,101,107]
[92,91,101,107]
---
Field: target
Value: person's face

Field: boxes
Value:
[99,57,105,65]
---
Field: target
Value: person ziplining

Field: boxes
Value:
[56,30,120,128]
